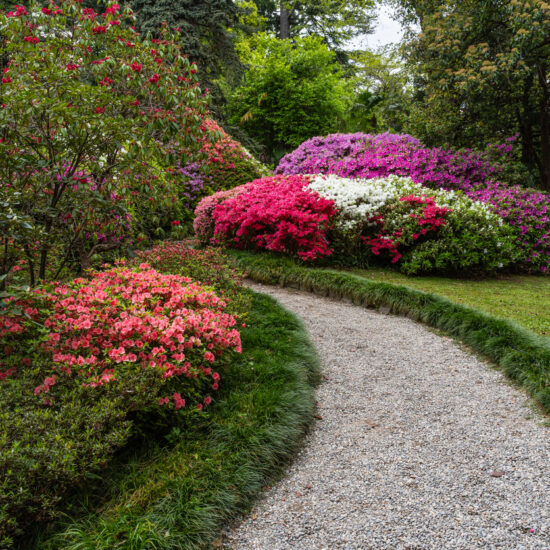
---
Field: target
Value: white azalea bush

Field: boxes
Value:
[306,174,521,275]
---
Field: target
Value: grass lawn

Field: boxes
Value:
[350,268,550,337]
[23,290,319,550]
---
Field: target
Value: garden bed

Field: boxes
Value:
[20,290,319,549]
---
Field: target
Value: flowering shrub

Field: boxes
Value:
[194,187,249,244]
[208,175,338,261]
[277,133,550,273]
[307,174,520,274]
[134,242,250,319]
[133,119,270,241]
[0,264,242,544]
[0,0,208,286]
[198,172,519,275]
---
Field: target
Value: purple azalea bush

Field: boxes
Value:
[277,133,550,273]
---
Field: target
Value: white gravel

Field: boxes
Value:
[224,283,550,550]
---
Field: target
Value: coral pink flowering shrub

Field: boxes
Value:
[3,264,241,405]
[0,262,244,545]
[210,175,338,260]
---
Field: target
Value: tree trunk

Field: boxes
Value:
[280,4,290,39]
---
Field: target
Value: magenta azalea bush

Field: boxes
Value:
[195,174,520,275]
[276,133,550,273]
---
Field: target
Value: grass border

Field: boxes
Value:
[26,290,320,550]
[230,251,550,415]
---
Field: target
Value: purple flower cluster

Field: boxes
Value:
[276,133,550,272]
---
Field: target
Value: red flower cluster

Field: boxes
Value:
[400,195,451,240]
[212,175,337,261]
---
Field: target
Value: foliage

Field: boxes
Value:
[253,0,375,47]
[25,291,320,550]
[231,249,550,413]
[228,33,350,163]
[131,118,269,239]
[131,0,242,113]
[0,0,208,286]
[393,0,550,190]
[134,242,250,318]
[210,175,338,260]
[0,262,242,546]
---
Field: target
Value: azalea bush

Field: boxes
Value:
[133,119,269,241]
[0,263,242,546]
[276,133,550,273]
[206,175,338,261]
[134,242,250,319]
[0,0,208,286]
[196,173,520,275]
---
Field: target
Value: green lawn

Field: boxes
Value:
[351,268,550,337]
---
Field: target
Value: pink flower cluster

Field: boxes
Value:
[1,265,242,410]
[208,175,338,261]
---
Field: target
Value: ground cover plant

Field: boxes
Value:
[22,290,320,550]
[350,267,550,337]
[194,173,520,275]
[0,252,244,547]
[276,133,550,273]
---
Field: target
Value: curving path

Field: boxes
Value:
[224,283,550,550]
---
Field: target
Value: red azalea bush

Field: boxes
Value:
[0,263,241,544]
[209,175,338,261]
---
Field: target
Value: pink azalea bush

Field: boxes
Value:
[208,175,338,261]
[276,133,550,273]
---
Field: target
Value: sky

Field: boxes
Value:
[348,4,405,50]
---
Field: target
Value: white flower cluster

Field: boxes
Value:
[306,173,504,233]
[307,174,422,231]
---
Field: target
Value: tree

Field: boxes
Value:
[0,0,208,284]
[394,0,550,190]
[227,33,350,163]
[253,0,375,47]
[131,0,242,111]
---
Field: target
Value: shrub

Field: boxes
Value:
[0,264,241,546]
[194,187,249,244]
[133,119,270,241]
[198,173,520,275]
[210,175,338,261]
[308,174,520,275]
[227,33,350,162]
[277,133,550,273]
[0,0,208,285]
[134,242,250,318]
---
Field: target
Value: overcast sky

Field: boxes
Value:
[348,4,405,50]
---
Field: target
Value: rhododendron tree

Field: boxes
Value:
[0,0,209,285]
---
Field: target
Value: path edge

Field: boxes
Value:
[230,251,550,415]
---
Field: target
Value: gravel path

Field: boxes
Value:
[224,283,550,550]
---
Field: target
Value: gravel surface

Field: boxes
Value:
[224,283,550,550]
